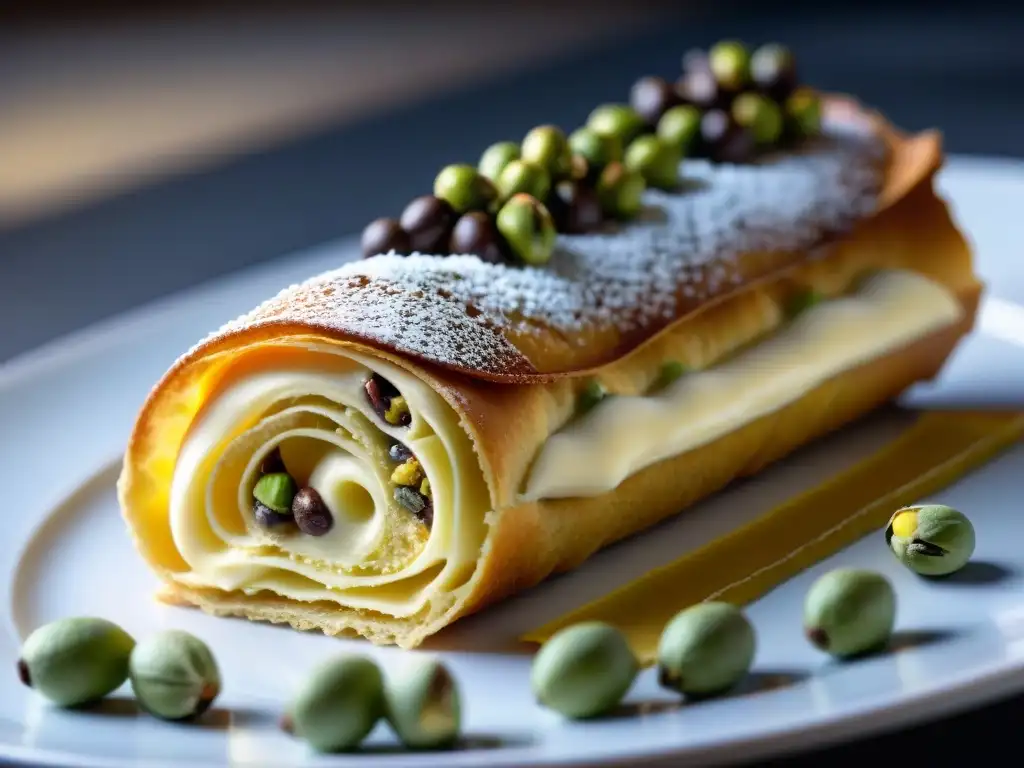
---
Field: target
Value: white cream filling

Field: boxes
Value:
[522,269,964,500]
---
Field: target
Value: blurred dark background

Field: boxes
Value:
[2,1,1024,764]
[3,0,1023,364]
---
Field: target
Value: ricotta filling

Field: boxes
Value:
[523,269,964,500]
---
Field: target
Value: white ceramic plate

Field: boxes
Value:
[3,157,1024,768]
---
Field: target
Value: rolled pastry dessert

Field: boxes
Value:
[119,52,980,648]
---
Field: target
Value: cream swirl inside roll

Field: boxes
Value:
[167,345,491,617]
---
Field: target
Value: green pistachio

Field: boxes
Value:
[568,127,622,178]
[531,621,638,719]
[253,472,297,513]
[708,40,751,92]
[596,161,646,221]
[577,379,607,415]
[624,135,681,190]
[520,125,573,181]
[384,657,461,750]
[586,104,646,146]
[496,159,551,203]
[804,569,896,659]
[478,141,521,182]
[433,164,499,214]
[17,617,135,707]
[496,193,557,267]
[569,153,590,182]
[419,477,432,499]
[656,602,755,697]
[384,395,411,426]
[732,92,784,146]
[129,629,220,721]
[656,105,702,155]
[786,288,823,318]
[390,457,423,487]
[284,654,384,753]
[785,87,822,139]
[885,504,976,577]
[652,361,688,391]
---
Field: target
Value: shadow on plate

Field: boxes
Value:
[358,732,534,754]
[731,668,811,695]
[595,668,811,721]
[888,627,960,653]
[81,697,270,731]
[933,560,1014,586]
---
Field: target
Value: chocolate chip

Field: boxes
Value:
[254,500,295,529]
[399,195,456,253]
[388,442,413,463]
[361,217,410,259]
[550,180,604,234]
[364,373,401,422]
[394,486,433,527]
[750,44,798,102]
[259,447,285,475]
[630,75,681,126]
[449,211,507,264]
[700,109,756,164]
[292,487,333,537]
[676,68,723,111]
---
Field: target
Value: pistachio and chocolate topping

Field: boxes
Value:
[360,39,822,262]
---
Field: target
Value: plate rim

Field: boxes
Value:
[3,156,1024,766]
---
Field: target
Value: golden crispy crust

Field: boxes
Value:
[118,98,980,647]
[152,279,976,647]
[148,97,924,384]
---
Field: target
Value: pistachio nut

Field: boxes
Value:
[785,87,822,139]
[433,164,499,214]
[586,104,646,146]
[708,40,751,92]
[283,654,384,753]
[568,127,622,178]
[520,125,573,181]
[786,288,822,318]
[496,193,557,267]
[576,379,607,415]
[253,472,297,513]
[656,602,755,697]
[885,504,976,577]
[656,105,702,155]
[804,568,896,659]
[531,621,638,719]
[496,159,551,203]
[478,141,521,182]
[129,629,221,721]
[596,161,646,221]
[651,361,688,392]
[18,617,135,707]
[624,135,681,190]
[384,656,461,750]
[731,92,784,146]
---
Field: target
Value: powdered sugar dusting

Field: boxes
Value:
[197,127,886,378]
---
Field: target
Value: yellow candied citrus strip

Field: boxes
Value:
[521,411,1024,663]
